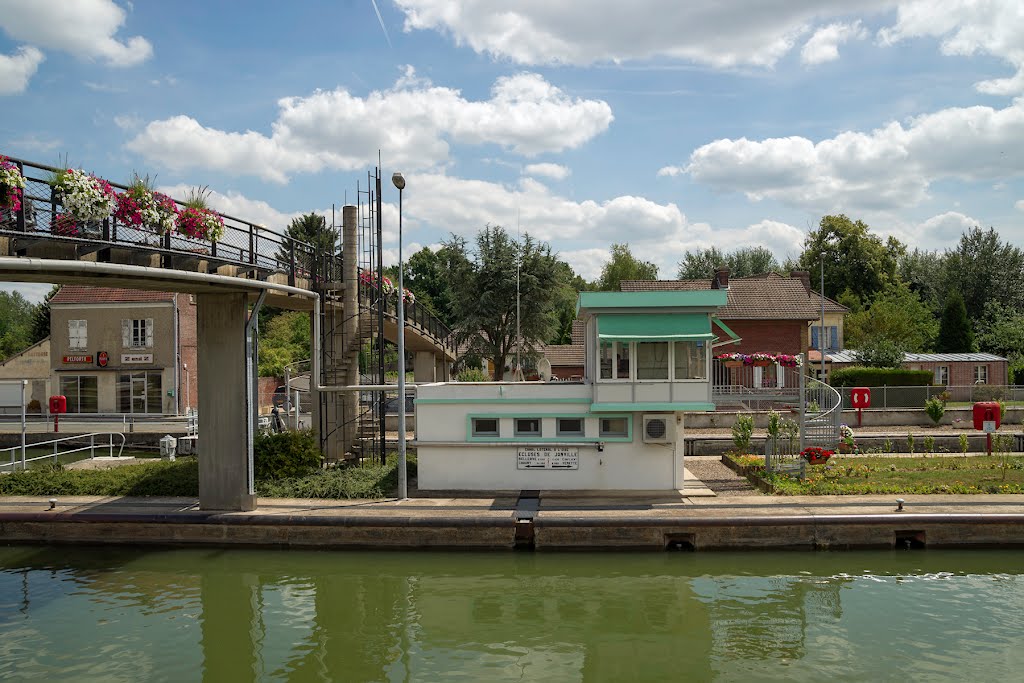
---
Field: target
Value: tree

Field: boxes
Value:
[935,291,974,353]
[0,291,36,361]
[899,248,946,313]
[844,281,938,353]
[280,212,339,280]
[853,338,906,368]
[403,244,466,328]
[678,246,781,279]
[30,285,58,343]
[976,301,1024,383]
[597,243,658,291]
[798,214,903,301]
[258,311,311,376]
[941,227,1024,322]
[447,226,560,380]
[549,260,589,345]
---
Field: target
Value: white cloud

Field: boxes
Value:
[128,69,612,183]
[0,0,152,67]
[879,0,1024,94]
[657,166,684,177]
[8,133,61,152]
[680,99,1024,211]
[0,46,43,95]
[157,184,305,232]
[396,0,895,67]
[800,21,868,65]
[523,163,570,180]
[1015,200,1024,212]
[917,211,979,243]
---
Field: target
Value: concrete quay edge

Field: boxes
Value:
[2,495,1024,551]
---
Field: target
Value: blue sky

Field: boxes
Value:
[2,1,1022,302]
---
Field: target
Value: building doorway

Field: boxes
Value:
[118,371,163,414]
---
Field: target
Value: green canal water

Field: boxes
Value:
[1,547,1023,682]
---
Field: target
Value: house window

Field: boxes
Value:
[674,341,707,380]
[59,375,98,413]
[556,418,584,437]
[122,318,154,348]
[68,319,87,350]
[472,418,499,437]
[636,342,669,380]
[974,365,988,384]
[935,366,949,386]
[514,418,541,437]
[811,325,840,351]
[599,417,629,438]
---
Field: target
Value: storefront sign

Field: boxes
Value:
[62,354,93,364]
[517,447,579,470]
[96,351,109,367]
[121,353,154,364]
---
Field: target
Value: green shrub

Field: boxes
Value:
[0,459,199,496]
[960,433,969,454]
[923,435,935,453]
[831,366,932,387]
[907,433,915,455]
[257,453,417,499]
[254,430,321,481]
[924,397,945,425]
[732,414,754,453]
[456,367,490,382]
[883,438,893,453]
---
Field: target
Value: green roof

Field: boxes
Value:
[598,313,713,341]
[577,290,727,314]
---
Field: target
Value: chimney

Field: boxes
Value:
[712,266,730,290]
[791,270,811,293]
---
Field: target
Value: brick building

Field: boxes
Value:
[621,269,847,358]
[49,287,197,415]
[828,351,1009,386]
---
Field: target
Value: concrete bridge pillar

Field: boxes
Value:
[197,292,255,511]
[413,351,436,383]
[435,356,451,382]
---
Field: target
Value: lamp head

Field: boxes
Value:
[392,172,406,191]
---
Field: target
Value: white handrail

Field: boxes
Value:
[0,432,126,472]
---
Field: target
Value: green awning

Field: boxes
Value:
[598,313,713,342]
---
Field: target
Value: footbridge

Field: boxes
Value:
[0,156,455,510]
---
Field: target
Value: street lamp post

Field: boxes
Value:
[392,172,408,500]
[820,254,826,382]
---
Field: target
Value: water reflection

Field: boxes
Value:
[1,548,1024,682]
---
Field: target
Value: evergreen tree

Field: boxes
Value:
[597,243,658,291]
[935,291,974,353]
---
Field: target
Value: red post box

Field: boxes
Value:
[973,401,1001,455]
[973,402,1000,431]
[850,387,871,426]
[48,395,66,433]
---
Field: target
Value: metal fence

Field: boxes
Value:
[837,385,1024,409]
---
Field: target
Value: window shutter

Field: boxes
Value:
[122,319,130,347]
[811,327,819,350]
[829,326,839,350]
[146,318,154,347]
[68,320,75,345]
[81,319,87,346]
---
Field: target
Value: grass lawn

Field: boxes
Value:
[728,453,1024,494]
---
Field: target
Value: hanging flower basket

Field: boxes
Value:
[0,156,26,218]
[51,168,115,224]
[114,184,178,235]
[175,206,224,242]
[724,360,743,368]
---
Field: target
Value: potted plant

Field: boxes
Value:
[50,168,116,231]
[837,423,859,454]
[175,187,224,242]
[800,446,833,465]
[0,156,26,221]
[750,352,774,367]
[716,352,746,368]
[114,173,178,236]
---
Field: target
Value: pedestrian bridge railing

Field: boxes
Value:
[0,432,126,472]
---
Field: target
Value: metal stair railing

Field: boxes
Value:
[800,374,843,450]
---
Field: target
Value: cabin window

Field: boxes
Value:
[673,341,706,380]
[636,342,669,380]
[514,418,541,437]
[599,417,629,438]
[935,366,949,385]
[472,418,499,437]
[557,418,584,437]
[974,365,988,384]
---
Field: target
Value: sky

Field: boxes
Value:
[1,0,1022,302]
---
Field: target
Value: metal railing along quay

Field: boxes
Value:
[0,432,126,472]
[836,385,1024,409]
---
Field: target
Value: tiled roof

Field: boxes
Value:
[50,286,176,304]
[620,273,847,320]
[828,350,1007,363]
[570,319,585,345]
[543,344,584,367]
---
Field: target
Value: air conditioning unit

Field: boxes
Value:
[642,414,674,444]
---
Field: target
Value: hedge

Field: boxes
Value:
[830,366,932,387]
